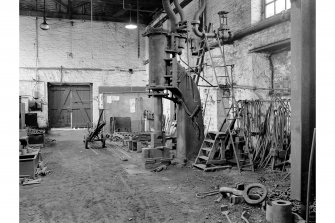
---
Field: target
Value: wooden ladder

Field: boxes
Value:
[193,103,241,171]
[192,33,254,172]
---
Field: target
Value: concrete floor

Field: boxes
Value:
[19,129,288,223]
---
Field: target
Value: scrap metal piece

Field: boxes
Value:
[221,211,232,223]
[215,193,224,203]
[241,211,251,223]
[243,183,268,204]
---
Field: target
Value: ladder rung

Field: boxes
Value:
[198,155,209,161]
[201,147,212,152]
[204,139,215,144]
[192,163,206,170]
[225,107,239,110]
[217,75,229,77]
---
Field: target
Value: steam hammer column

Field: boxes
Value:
[145,28,169,149]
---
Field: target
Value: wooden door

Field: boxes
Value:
[71,85,92,128]
[48,84,92,128]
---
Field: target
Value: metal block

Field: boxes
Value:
[220,204,228,212]
[229,195,244,205]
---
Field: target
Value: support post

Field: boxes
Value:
[290,0,316,202]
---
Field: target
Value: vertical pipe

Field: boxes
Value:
[173,0,185,22]
[137,0,140,58]
[162,0,177,32]
[146,30,168,148]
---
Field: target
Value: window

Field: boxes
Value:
[264,0,291,18]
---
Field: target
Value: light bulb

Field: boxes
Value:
[125,24,137,29]
[40,19,49,30]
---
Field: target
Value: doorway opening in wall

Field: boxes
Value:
[47,83,93,129]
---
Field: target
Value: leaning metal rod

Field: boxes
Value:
[306,128,316,223]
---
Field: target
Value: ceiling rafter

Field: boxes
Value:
[20,0,167,24]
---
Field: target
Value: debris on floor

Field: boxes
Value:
[35,161,52,176]
[196,183,267,205]
[22,178,42,186]
[120,157,128,161]
[151,164,167,172]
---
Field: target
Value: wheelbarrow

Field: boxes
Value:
[84,110,107,149]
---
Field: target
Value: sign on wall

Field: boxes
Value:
[107,95,120,103]
[98,94,104,109]
[129,98,136,113]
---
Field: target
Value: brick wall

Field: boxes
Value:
[148,0,291,131]
[20,16,149,127]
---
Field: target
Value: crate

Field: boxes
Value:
[27,134,45,147]
[19,150,42,178]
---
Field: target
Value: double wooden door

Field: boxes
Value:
[48,84,92,128]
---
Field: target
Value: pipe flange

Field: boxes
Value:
[242,183,268,204]
[143,27,169,37]
[191,20,200,25]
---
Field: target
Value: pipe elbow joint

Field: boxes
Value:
[191,20,200,25]
[192,23,204,38]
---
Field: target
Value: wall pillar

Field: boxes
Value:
[290,0,316,202]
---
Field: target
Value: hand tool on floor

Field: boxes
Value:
[222,211,232,223]
[220,205,232,223]
[196,183,268,205]
[219,183,267,204]
[22,178,41,185]
[241,210,250,223]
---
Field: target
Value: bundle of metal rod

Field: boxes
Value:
[235,96,290,170]
[251,97,291,170]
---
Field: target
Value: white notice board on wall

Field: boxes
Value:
[129,98,136,113]
[98,94,104,109]
[107,95,120,103]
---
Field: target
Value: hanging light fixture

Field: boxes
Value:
[125,10,137,29]
[40,0,49,30]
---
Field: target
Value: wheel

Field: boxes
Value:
[85,138,89,149]
[242,183,268,205]
[101,135,106,148]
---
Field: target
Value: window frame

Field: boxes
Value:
[262,0,290,19]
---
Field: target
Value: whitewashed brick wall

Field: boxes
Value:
[20,16,149,127]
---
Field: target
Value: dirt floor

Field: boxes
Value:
[20,129,293,223]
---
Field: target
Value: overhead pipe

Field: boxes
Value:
[173,0,185,22]
[191,0,215,38]
[162,0,177,32]
[122,0,155,13]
